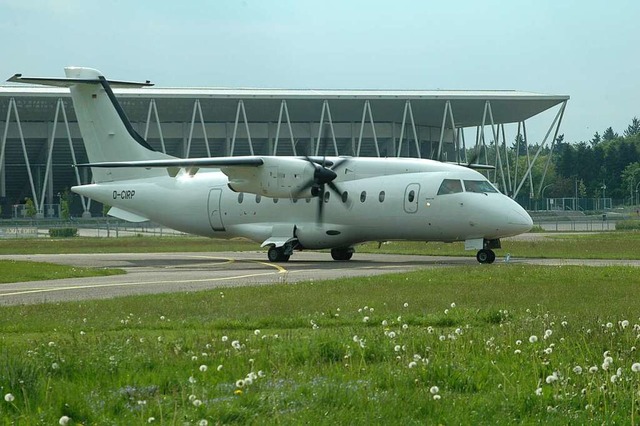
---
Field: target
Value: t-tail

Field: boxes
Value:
[8,67,174,182]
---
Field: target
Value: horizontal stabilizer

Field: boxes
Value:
[107,207,149,223]
[7,73,153,88]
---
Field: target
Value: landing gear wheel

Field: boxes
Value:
[267,247,290,262]
[476,249,496,264]
[331,248,353,261]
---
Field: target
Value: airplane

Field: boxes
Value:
[8,67,533,264]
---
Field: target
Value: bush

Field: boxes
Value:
[49,228,78,238]
[614,220,640,231]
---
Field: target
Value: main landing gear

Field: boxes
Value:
[266,246,355,262]
[267,246,290,262]
[331,247,354,261]
[476,249,496,264]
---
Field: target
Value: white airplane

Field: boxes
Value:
[9,67,533,264]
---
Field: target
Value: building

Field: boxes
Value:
[0,84,568,217]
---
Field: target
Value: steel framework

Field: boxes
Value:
[0,87,568,217]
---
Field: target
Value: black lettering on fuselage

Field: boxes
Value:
[112,190,136,200]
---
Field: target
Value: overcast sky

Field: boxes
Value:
[1,0,638,143]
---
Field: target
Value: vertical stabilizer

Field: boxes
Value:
[64,67,174,182]
[8,67,175,182]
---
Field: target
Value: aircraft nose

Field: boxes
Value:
[507,207,534,233]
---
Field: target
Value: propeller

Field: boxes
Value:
[292,128,352,222]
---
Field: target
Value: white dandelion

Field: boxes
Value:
[4,393,15,402]
[199,365,208,372]
[529,335,538,343]
[430,386,439,394]
[59,416,71,426]
[631,362,640,373]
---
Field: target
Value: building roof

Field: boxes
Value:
[0,86,569,128]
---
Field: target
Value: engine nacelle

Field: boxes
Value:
[222,157,316,198]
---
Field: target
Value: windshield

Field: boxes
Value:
[464,180,498,193]
[437,179,463,195]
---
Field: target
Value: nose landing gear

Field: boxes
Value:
[476,249,496,264]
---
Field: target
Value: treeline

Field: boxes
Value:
[476,117,640,202]
[552,117,640,200]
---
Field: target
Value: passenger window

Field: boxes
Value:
[255,195,261,203]
[408,190,415,203]
[437,179,463,195]
[273,198,279,203]
[341,191,348,203]
[238,193,244,203]
[464,180,498,193]
[360,191,367,202]
[293,198,298,203]
[324,192,330,203]
[305,198,312,203]
[379,191,385,202]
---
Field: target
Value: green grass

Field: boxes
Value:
[4,232,640,260]
[0,260,124,284]
[359,231,640,259]
[2,265,640,424]
[0,236,256,255]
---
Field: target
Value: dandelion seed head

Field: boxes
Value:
[363,316,370,323]
[632,363,640,373]
[148,417,156,423]
[622,320,630,329]
[188,376,197,384]
[221,336,228,342]
[198,420,209,426]
[59,416,71,425]
[394,345,401,352]
[382,320,388,327]
[433,394,441,400]
[199,365,207,372]
[236,379,245,388]
[514,349,521,355]
[4,393,15,402]
[529,335,538,343]
[254,329,261,335]
[192,399,202,407]
[402,324,408,330]
[403,302,409,308]
[573,366,583,374]
[430,386,439,394]
[535,387,543,396]
[589,366,598,374]
[515,340,522,345]
[408,361,417,368]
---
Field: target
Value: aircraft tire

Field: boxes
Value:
[267,247,289,262]
[331,248,353,261]
[476,249,495,264]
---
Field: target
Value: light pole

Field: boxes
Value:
[541,184,553,211]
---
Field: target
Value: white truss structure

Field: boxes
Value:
[0,87,568,217]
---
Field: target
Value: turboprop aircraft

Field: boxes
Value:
[8,67,533,264]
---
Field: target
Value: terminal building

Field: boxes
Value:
[0,83,568,218]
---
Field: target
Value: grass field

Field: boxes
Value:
[0,260,123,284]
[2,264,640,424]
[2,231,640,260]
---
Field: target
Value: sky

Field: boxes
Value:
[1,0,638,143]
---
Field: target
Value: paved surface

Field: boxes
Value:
[1,251,639,306]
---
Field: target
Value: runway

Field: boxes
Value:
[1,251,639,306]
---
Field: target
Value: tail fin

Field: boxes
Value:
[9,67,175,182]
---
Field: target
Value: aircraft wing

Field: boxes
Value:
[76,156,264,169]
[77,156,329,199]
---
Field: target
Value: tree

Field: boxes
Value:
[624,117,640,138]
[590,132,601,147]
[60,190,71,220]
[511,134,527,156]
[24,197,36,218]
[603,127,618,141]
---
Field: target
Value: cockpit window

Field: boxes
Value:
[437,179,463,195]
[464,180,498,193]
